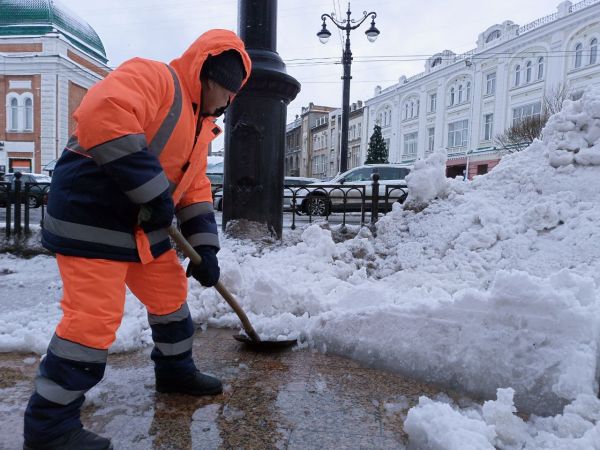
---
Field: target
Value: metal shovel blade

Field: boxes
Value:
[233,334,298,351]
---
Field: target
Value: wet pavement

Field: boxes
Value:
[0,328,466,450]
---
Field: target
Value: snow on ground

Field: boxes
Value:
[3,89,600,447]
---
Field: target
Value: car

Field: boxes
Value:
[213,176,320,212]
[296,164,411,216]
[0,173,51,208]
[206,161,224,194]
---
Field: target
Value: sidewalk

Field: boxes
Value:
[0,328,466,450]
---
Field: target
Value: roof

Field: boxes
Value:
[0,0,107,62]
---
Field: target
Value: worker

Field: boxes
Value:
[23,29,251,450]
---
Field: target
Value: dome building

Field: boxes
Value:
[0,0,110,174]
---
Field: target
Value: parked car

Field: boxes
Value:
[0,173,51,208]
[213,176,320,212]
[296,164,411,216]
[207,161,224,194]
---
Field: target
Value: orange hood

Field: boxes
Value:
[169,29,252,106]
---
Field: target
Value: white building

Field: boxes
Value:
[1,0,109,175]
[363,0,600,179]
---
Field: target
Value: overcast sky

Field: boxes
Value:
[60,0,556,150]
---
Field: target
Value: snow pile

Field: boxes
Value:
[405,388,600,450]
[404,148,448,208]
[544,90,600,167]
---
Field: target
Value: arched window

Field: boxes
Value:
[466,82,471,101]
[404,103,409,120]
[450,87,455,106]
[537,57,544,80]
[9,97,19,131]
[416,100,420,116]
[591,39,598,65]
[24,97,33,131]
[432,57,442,68]
[410,101,414,118]
[514,65,521,86]
[526,61,532,83]
[486,30,501,43]
[458,84,463,103]
[575,43,583,68]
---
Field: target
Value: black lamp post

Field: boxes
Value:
[317,3,379,173]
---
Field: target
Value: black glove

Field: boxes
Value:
[186,246,220,287]
[139,189,175,232]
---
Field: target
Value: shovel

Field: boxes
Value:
[168,225,297,351]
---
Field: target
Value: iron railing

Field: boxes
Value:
[0,174,50,239]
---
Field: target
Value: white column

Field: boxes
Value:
[417,86,428,159]
[494,62,509,136]
[435,79,447,151]
[469,65,483,150]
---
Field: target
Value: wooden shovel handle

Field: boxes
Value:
[168,225,261,342]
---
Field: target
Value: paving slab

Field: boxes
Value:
[0,327,471,449]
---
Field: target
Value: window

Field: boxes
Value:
[427,127,435,153]
[477,164,489,175]
[450,88,455,106]
[591,39,598,65]
[537,57,544,80]
[429,93,437,113]
[486,72,496,95]
[378,167,410,180]
[512,102,542,126]
[458,84,463,103]
[466,82,471,101]
[384,138,390,153]
[24,97,33,131]
[404,103,409,120]
[410,102,414,118]
[526,61,532,83]
[448,119,469,148]
[575,43,583,68]
[514,65,521,86]
[9,97,19,131]
[486,30,501,43]
[432,57,442,68]
[403,132,418,156]
[483,114,494,141]
[345,168,372,182]
[358,123,361,138]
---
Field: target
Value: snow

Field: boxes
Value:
[4,87,600,448]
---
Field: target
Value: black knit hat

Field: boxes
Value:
[201,50,246,93]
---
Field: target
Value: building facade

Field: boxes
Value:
[285,103,334,177]
[0,0,109,175]
[363,0,600,179]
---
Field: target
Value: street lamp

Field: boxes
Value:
[317,3,379,173]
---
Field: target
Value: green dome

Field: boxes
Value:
[0,0,107,62]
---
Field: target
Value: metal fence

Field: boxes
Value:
[1,173,50,239]
[1,173,409,240]
[214,173,408,231]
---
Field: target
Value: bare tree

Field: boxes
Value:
[494,84,570,154]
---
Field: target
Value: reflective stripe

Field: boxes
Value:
[148,303,190,326]
[44,213,137,249]
[147,228,169,246]
[35,375,86,406]
[89,134,148,166]
[125,171,170,204]
[49,334,108,363]
[154,336,194,356]
[65,135,90,157]
[187,232,219,248]
[176,202,214,224]
[149,65,183,158]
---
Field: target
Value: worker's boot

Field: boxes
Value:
[149,303,222,396]
[23,427,112,450]
[155,370,223,396]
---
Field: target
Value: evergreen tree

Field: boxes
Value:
[365,124,389,164]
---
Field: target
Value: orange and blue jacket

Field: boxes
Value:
[42,30,251,262]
